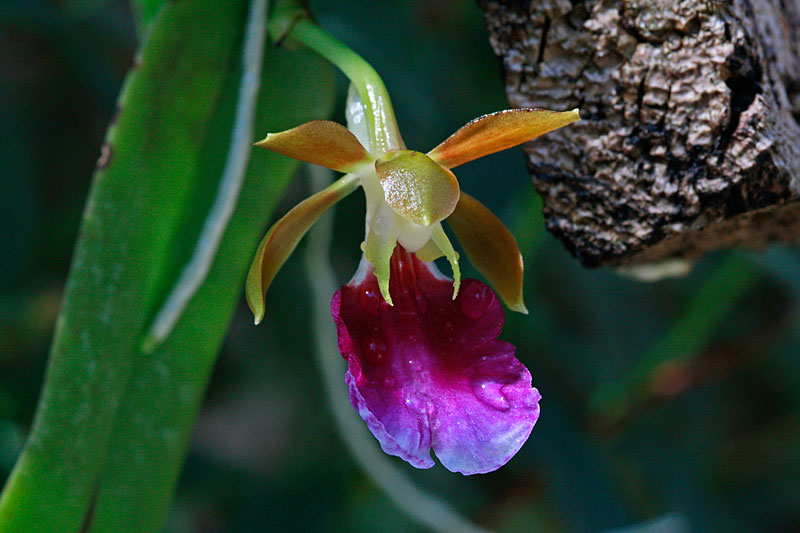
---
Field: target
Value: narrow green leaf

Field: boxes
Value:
[0,1,250,531]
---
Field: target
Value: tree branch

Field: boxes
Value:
[479,0,800,267]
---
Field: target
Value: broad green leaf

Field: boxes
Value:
[130,0,166,38]
[0,1,267,531]
[86,43,335,531]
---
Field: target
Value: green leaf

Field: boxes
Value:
[87,46,335,531]
[0,1,244,529]
[0,1,334,531]
[129,0,166,38]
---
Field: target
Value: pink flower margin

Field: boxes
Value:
[333,247,541,474]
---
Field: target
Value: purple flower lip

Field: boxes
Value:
[332,246,541,475]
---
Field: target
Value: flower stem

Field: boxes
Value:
[270,1,404,153]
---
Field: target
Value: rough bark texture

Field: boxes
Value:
[478,0,800,267]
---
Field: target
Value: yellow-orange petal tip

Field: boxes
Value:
[509,301,529,315]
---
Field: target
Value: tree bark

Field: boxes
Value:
[478,0,800,268]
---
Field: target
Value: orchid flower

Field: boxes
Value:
[246,9,580,475]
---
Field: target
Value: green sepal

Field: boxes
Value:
[364,203,398,305]
[430,224,460,300]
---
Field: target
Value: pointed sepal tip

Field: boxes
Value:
[447,192,527,315]
[245,175,359,326]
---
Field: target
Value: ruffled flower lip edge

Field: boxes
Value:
[332,247,541,475]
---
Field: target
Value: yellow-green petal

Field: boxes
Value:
[447,192,527,313]
[254,120,372,173]
[428,108,580,169]
[246,174,359,324]
[430,224,460,300]
[364,203,398,305]
[374,150,460,226]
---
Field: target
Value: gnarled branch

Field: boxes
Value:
[479,0,800,267]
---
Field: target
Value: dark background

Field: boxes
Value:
[2,0,799,531]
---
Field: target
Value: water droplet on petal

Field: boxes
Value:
[459,282,492,320]
[358,287,381,316]
[361,335,387,366]
[472,379,510,411]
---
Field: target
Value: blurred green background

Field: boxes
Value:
[2,0,799,531]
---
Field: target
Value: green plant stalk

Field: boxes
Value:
[272,4,403,153]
